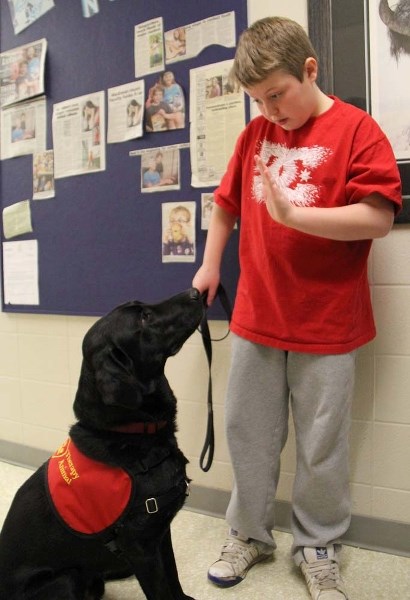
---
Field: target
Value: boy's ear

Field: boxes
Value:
[305,57,318,81]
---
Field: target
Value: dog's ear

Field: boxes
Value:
[93,343,144,408]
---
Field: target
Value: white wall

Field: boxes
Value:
[1,0,409,526]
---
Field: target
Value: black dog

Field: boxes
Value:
[0,288,204,600]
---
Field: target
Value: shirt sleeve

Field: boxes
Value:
[346,115,402,214]
[214,129,246,217]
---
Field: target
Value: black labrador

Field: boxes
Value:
[0,288,204,600]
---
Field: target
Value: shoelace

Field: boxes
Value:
[220,539,258,566]
[305,560,342,590]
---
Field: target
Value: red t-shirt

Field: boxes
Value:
[215,97,402,354]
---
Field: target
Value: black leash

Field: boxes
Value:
[198,284,232,472]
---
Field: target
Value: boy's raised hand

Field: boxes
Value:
[254,155,295,226]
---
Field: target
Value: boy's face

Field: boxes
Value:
[244,58,320,131]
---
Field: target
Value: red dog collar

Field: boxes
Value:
[109,421,167,434]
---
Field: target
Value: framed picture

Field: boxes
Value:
[308,0,410,223]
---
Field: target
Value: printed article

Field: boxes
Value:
[165,11,236,64]
[0,96,46,160]
[190,59,245,187]
[108,80,145,143]
[52,91,105,178]
[2,240,39,305]
[0,38,47,108]
[135,17,164,78]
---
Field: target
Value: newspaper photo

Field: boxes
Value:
[162,201,196,263]
[190,59,245,187]
[0,38,47,109]
[141,147,180,193]
[7,1,54,35]
[165,11,236,64]
[33,150,55,200]
[135,17,165,78]
[52,91,105,178]
[107,80,145,144]
[145,71,186,133]
[201,192,214,229]
[0,96,46,160]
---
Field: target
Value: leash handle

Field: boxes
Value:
[199,284,232,472]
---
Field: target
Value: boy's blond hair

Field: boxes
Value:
[232,16,318,87]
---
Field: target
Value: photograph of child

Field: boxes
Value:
[141,148,179,192]
[162,201,195,262]
[145,71,185,132]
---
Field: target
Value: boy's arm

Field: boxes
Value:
[193,204,237,305]
[255,156,395,241]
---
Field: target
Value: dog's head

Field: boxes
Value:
[73,288,205,429]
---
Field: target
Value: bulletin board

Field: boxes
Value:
[0,0,248,318]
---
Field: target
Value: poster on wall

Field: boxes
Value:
[369,1,410,161]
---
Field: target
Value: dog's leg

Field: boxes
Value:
[159,527,196,600]
[114,542,182,600]
[22,569,104,600]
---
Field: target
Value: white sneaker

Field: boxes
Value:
[300,546,349,599]
[208,530,273,588]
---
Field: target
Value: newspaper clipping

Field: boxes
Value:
[33,150,55,200]
[165,11,236,64]
[0,38,47,108]
[141,146,180,193]
[190,59,245,187]
[52,91,105,178]
[0,96,46,160]
[135,17,165,78]
[108,80,145,143]
[2,240,39,305]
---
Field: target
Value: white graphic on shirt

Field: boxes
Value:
[253,140,333,207]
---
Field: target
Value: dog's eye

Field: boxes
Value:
[141,310,151,323]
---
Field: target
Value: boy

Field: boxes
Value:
[192,16,402,600]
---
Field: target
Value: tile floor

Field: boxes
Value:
[1,460,409,599]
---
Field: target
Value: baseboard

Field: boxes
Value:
[2,440,409,558]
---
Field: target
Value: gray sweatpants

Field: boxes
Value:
[224,333,356,564]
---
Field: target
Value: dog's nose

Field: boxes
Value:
[191,288,201,300]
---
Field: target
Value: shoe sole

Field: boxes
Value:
[208,573,244,588]
[207,553,273,588]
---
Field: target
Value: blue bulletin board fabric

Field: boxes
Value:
[0,0,247,318]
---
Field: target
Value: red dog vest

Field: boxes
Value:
[47,438,133,535]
